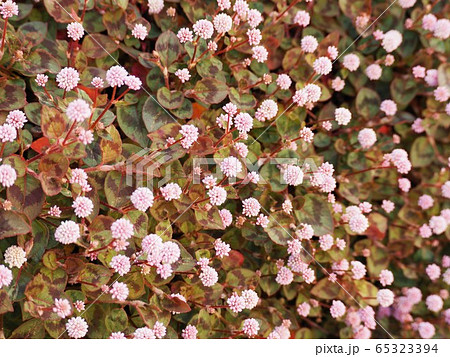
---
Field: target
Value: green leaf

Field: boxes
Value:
[0,79,26,111]
[354,280,379,306]
[102,9,126,40]
[117,104,150,147]
[82,34,119,59]
[195,207,224,230]
[43,0,79,23]
[104,171,134,209]
[355,87,380,118]
[390,77,418,108]
[225,268,259,289]
[264,211,294,245]
[142,96,175,132]
[41,105,69,139]
[78,263,113,293]
[410,137,434,167]
[294,194,334,236]
[157,87,184,110]
[188,78,228,104]
[105,308,128,332]
[17,21,48,47]
[155,31,183,67]
[10,319,46,338]
[7,174,45,221]
[311,277,340,299]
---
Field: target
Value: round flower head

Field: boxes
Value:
[0,123,17,143]
[358,128,377,149]
[379,269,394,286]
[412,65,426,78]
[35,74,48,87]
[234,113,253,134]
[66,317,88,339]
[179,124,199,149]
[220,156,242,177]
[434,86,449,102]
[283,165,303,186]
[377,289,394,307]
[351,261,366,280]
[433,19,450,40]
[0,164,17,187]
[182,325,198,339]
[380,99,397,116]
[382,200,395,213]
[199,266,218,287]
[160,182,182,201]
[219,208,233,228]
[313,57,332,75]
[247,9,262,28]
[252,46,268,63]
[294,10,310,27]
[72,196,93,218]
[297,302,311,317]
[227,293,245,313]
[132,24,148,41]
[425,69,438,86]
[55,221,80,244]
[418,322,435,339]
[111,218,134,240]
[214,238,230,258]
[193,19,214,39]
[301,35,318,53]
[332,76,345,91]
[418,194,434,210]
[131,187,154,211]
[53,298,72,318]
[242,289,259,309]
[106,65,128,87]
[425,263,441,281]
[124,75,142,91]
[4,245,27,268]
[148,0,164,14]
[6,110,27,129]
[208,186,227,206]
[134,327,155,339]
[177,28,193,43]
[382,30,402,52]
[327,45,338,60]
[0,265,13,289]
[242,197,261,217]
[429,215,447,235]
[399,0,416,8]
[348,214,369,234]
[247,28,262,46]
[242,318,259,337]
[276,74,292,90]
[276,266,294,285]
[110,255,131,276]
[255,99,278,122]
[91,77,104,88]
[365,63,382,80]
[175,68,191,83]
[67,22,84,41]
[442,181,450,198]
[110,282,129,301]
[343,54,360,71]
[425,294,443,312]
[109,332,126,339]
[213,13,232,33]
[0,0,18,19]
[335,107,352,125]
[305,83,322,102]
[330,300,346,318]
[56,67,80,91]
[66,99,91,123]
[160,241,181,264]
[398,178,411,192]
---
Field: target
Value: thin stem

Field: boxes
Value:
[1,19,8,52]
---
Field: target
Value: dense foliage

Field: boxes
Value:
[0,0,449,339]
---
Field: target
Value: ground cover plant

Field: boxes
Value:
[0,0,449,339]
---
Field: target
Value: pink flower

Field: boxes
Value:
[193,19,214,39]
[418,194,434,210]
[66,99,91,123]
[72,196,93,218]
[412,65,426,78]
[305,83,322,102]
[199,266,218,287]
[343,54,360,71]
[182,325,198,339]
[276,74,291,90]
[66,317,88,339]
[434,86,449,102]
[77,128,94,145]
[214,238,230,258]
[247,9,262,28]
[219,208,233,227]
[377,289,395,307]
[177,28,193,43]
[111,218,134,240]
[425,69,438,86]
[56,67,80,91]
[110,255,131,276]
[235,142,249,157]
[208,186,227,206]
[131,187,154,211]
[380,99,397,116]
[419,224,432,238]
[330,300,346,318]
[0,123,17,142]
[399,0,416,8]
[242,318,260,337]
[351,261,366,280]
[365,63,382,80]
[425,263,441,281]
[382,30,402,52]
[429,215,447,235]
[175,68,191,83]
[299,127,314,143]
[35,74,48,87]
[349,214,369,234]
[124,75,142,91]
[425,294,443,312]
[220,156,242,177]
[132,24,148,40]
[110,282,129,301]
[294,10,310,27]
[109,332,126,339]
[218,0,231,10]
[55,221,80,244]
[0,164,17,187]
[313,57,332,75]
[53,298,72,318]
[134,327,155,339]
[319,234,333,251]
[382,200,395,213]
[6,110,27,129]
[49,205,61,217]
[293,88,309,107]
[412,118,425,133]
[227,292,245,313]
[0,0,18,19]
[67,22,84,41]
[252,45,268,63]
[335,107,352,125]
[357,128,377,149]
[297,302,311,317]
[153,321,166,339]
[91,77,104,88]
[331,76,345,91]
[398,178,411,192]
[148,0,164,14]
[242,197,261,217]
[242,290,259,309]
[442,181,450,198]
[418,322,435,339]
[256,214,269,227]
[422,14,437,31]
[233,0,249,19]
[160,182,182,201]
[0,265,13,289]
[327,45,338,60]
[283,165,304,186]
[74,300,85,312]
[255,99,278,122]
[160,241,180,264]
[213,13,232,33]
[106,65,128,87]
[433,19,450,39]
[301,35,318,53]
[276,266,293,285]
[247,28,261,46]
[379,269,394,286]
[179,124,198,149]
